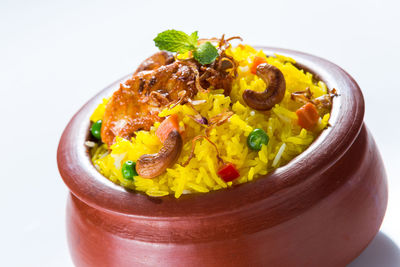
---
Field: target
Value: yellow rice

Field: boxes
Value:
[90,44,330,198]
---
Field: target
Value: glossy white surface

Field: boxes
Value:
[0,0,399,266]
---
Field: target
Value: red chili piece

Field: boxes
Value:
[217,163,240,182]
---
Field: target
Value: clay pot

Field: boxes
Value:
[57,47,387,267]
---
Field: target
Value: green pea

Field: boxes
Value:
[91,120,102,139]
[122,160,138,180]
[247,128,269,151]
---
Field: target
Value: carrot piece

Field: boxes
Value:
[296,103,320,130]
[156,114,181,143]
[251,56,268,74]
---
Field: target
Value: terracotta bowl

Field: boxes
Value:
[57,47,388,267]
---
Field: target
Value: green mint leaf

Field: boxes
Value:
[154,30,197,53]
[189,31,199,46]
[193,42,219,65]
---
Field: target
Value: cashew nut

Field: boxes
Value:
[136,130,183,178]
[242,63,286,110]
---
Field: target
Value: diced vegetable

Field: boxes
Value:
[247,128,269,151]
[217,163,240,182]
[91,120,102,140]
[250,56,268,74]
[296,103,320,130]
[156,114,180,142]
[122,160,138,180]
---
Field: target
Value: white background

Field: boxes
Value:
[1,0,399,266]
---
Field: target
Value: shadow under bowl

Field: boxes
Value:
[57,47,388,267]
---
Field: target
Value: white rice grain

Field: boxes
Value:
[272,143,286,167]
[85,141,96,148]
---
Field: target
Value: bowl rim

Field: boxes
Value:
[57,46,364,218]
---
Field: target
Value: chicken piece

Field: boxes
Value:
[101,61,197,146]
[134,51,174,74]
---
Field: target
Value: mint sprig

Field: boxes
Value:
[154,30,198,53]
[154,30,219,65]
[193,42,219,65]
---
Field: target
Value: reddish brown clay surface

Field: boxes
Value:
[57,47,388,267]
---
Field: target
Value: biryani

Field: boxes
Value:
[88,30,335,198]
